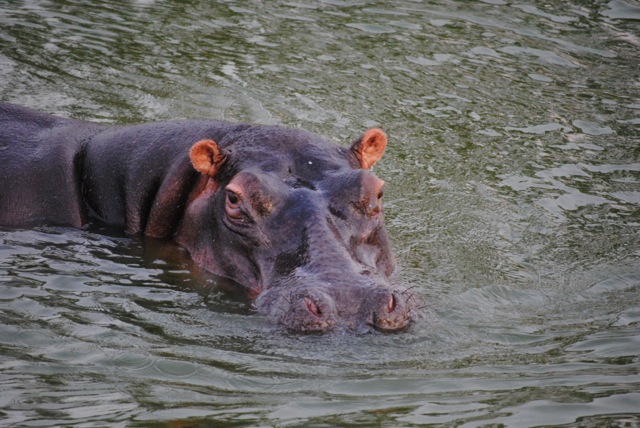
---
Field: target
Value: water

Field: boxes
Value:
[1,0,639,426]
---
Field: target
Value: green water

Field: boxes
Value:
[1,0,639,426]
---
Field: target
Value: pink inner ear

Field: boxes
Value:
[353,128,387,169]
[190,139,225,176]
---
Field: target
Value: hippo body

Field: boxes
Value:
[0,102,416,332]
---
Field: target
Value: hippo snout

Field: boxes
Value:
[255,283,417,333]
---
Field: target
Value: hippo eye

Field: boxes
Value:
[227,190,239,205]
[225,189,243,220]
[377,189,384,199]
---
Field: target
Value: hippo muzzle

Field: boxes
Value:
[255,281,417,333]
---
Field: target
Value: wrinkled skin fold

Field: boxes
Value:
[0,102,418,332]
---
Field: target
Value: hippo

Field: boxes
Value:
[0,102,417,332]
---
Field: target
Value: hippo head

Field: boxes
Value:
[177,125,417,332]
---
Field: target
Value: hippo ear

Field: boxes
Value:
[350,128,387,169]
[190,139,227,177]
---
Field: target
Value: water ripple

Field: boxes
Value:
[1,0,639,426]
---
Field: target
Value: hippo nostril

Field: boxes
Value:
[261,289,337,333]
[304,297,322,318]
[387,293,396,313]
[366,289,414,332]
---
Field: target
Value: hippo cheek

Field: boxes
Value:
[256,288,338,333]
[361,287,417,332]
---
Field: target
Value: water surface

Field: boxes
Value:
[1,0,639,426]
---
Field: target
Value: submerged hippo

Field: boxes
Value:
[0,102,417,332]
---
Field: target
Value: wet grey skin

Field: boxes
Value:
[0,102,418,333]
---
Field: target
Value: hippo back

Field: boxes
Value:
[0,103,104,227]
